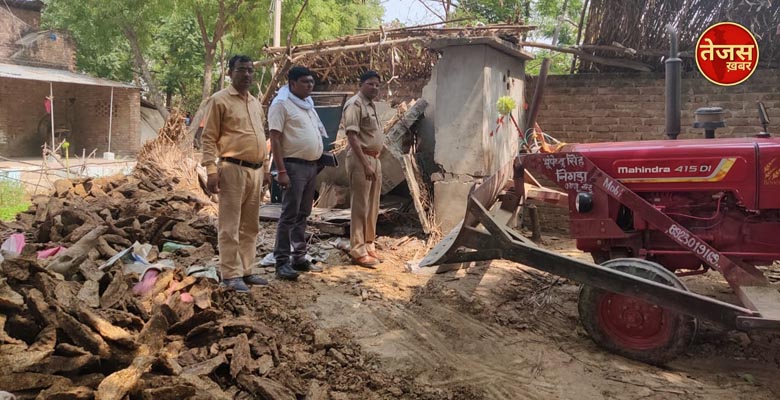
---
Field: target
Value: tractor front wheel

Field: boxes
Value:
[578,258,697,365]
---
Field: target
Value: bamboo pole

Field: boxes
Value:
[521,41,653,72]
[108,87,114,154]
[261,24,536,54]
[570,0,590,74]
[49,82,55,151]
[256,36,436,66]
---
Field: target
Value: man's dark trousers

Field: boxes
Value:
[274,159,318,267]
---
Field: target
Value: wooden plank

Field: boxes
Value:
[526,184,568,206]
[524,169,543,187]
[384,99,428,158]
[400,154,432,234]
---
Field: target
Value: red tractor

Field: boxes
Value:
[422,26,779,364]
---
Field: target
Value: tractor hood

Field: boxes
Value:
[560,137,780,210]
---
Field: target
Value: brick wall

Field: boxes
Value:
[0,8,32,59]
[7,7,40,28]
[526,69,780,235]
[12,31,76,71]
[529,69,780,143]
[1,7,75,70]
[0,78,141,157]
[70,86,141,156]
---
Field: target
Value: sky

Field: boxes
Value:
[382,0,441,25]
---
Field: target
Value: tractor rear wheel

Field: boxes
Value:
[578,258,697,365]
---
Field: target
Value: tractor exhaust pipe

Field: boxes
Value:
[665,24,682,140]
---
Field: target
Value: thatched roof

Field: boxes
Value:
[579,0,779,72]
[257,24,535,86]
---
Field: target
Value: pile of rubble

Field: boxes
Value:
[11,174,216,264]
[0,250,456,399]
[0,113,470,400]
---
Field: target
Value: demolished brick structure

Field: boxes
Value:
[259,24,535,233]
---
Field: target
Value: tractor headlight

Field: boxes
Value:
[575,192,593,213]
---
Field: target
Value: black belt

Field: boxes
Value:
[283,157,318,166]
[223,157,263,169]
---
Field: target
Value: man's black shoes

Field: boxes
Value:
[275,263,300,280]
[292,259,323,272]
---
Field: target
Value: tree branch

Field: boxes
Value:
[122,24,168,118]
[417,0,446,22]
[212,0,227,47]
[195,10,212,47]
[286,0,310,50]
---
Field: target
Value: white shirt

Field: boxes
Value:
[268,99,324,161]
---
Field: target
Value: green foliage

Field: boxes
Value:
[152,10,206,109]
[528,0,583,45]
[454,0,521,24]
[287,0,383,45]
[41,0,135,81]
[525,49,574,75]
[0,180,29,222]
[497,96,517,115]
[452,0,586,75]
[229,0,383,53]
[43,0,383,107]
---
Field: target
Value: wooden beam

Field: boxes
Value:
[256,37,432,66]
[401,154,432,234]
[521,41,654,72]
[580,44,694,58]
[261,24,537,55]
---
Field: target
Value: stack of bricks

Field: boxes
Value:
[526,69,780,234]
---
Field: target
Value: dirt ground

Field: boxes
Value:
[3,160,778,398]
[249,221,780,400]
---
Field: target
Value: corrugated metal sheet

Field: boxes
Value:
[0,62,138,89]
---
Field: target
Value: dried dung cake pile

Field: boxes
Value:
[0,111,472,400]
[0,256,465,400]
[3,108,216,259]
[3,173,216,262]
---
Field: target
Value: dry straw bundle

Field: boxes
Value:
[135,109,211,205]
[581,0,779,72]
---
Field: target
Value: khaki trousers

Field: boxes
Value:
[347,150,382,259]
[217,162,263,279]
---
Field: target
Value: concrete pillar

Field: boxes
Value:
[427,38,531,232]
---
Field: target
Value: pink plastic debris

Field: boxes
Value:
[1,233,26,255]
[37,246,66,259]
[132,269,160,296]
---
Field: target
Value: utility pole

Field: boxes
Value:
[272,0,282,74]
[273,0,282,47]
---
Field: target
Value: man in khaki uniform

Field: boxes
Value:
[202,55,268,292]
[343,71,383,268]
